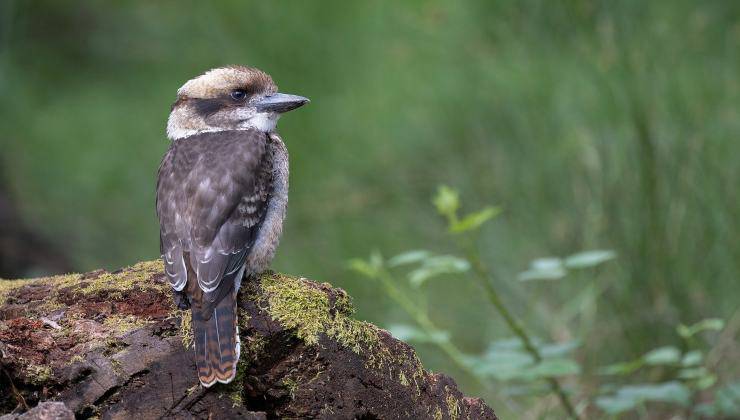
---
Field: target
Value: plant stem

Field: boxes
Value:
[376,268,491,392]
[460,238,580,420]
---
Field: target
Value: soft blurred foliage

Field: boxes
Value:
[1,1,739,417]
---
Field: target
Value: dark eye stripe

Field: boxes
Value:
[192,98,230,117]
[190,88,253,118]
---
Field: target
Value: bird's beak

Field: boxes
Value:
[255,93,310,113]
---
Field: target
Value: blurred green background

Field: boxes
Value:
[1,1,738,417]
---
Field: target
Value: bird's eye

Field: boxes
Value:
[230,90,247,101]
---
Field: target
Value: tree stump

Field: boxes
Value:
[0,261,496,419]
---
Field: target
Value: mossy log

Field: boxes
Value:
[0,261,497,419]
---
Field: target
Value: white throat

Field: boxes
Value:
[167,109,280,140]
[243,112,280,133]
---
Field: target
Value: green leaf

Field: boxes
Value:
[348,251,385,278]
[681,350,703,367]
[697,318,725,330]
[479,349,534,369]
[677,367,708,379]
[676,324,690,338]
[387,250,431,267]
[433,185,460,218]
[599,359,644,376]
[387,324,450,344]
[596,382,691,414]
[677,318,725,338]
[538,340,581,358]
[486,337,580,358]
[487,338,525,350]
[695,402,718,417]
[678,366,717,391]
[477,338,581,381]
[643,346,681,365]
[518,268,566,281]
[532,257,563,271]
[471,349,535,381]
[696,374,717,390]
[518,257,566,281]
[348,258,379,278]
[500,383,551,397]
[474,339,536,380]
[715,381,740,415]
[595,395,639,415]
[564,250,617,269]
[407,255,470,287]
[450,206,501,233]
[369,250,384,270]
[618,382,691,405]
[526,358,581,378]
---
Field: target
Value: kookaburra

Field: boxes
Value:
[156,66,308,387]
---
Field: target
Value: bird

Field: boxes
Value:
[155,66,308,387]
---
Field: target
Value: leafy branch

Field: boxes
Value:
[433,185,580,419]
[349,185,736,419]
[349,252,490,390]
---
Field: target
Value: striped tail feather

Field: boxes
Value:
[191,291,240,387]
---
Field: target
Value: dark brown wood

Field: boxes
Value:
[0,261,496,419]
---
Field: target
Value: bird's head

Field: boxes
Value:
[167,65,309,140]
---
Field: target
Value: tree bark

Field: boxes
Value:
[0,261,496,419]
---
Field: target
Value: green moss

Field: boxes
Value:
[399,371,409,387]
[407,353,427,396]
[103,314,151,335]
[433,406,443,420]
[110,359,123,375]
[304,368,325,386]
[328,316,379,354]
[260,273,393,368]
[55,260,168,300]
[221,326,255,408]
[179,310,193,349]
[223,352,249,407]
[1,261,169,313]
[260,274,330,345]
[320,404,336,417]
[237,307,251,328]
[332,287,355,316]
[445,386,460,420]
[228,385,243,407]
[102,337,127,356]
[68,355,84,364]
[186,384,199,396]
[2,261,180,389]
[26,364,52,385]
[282,377,298,400]
[0,278,39,305]
[257,272,432,389]
[5,264,430,404]
[244,333,267,360]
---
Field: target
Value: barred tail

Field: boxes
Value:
[191,292,240,387]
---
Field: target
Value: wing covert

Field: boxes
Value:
[156,129,273,297]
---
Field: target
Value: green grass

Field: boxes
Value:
[1,1,738,417]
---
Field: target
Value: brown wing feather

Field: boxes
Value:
[156,129,271,296]
[156,129,273,386]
